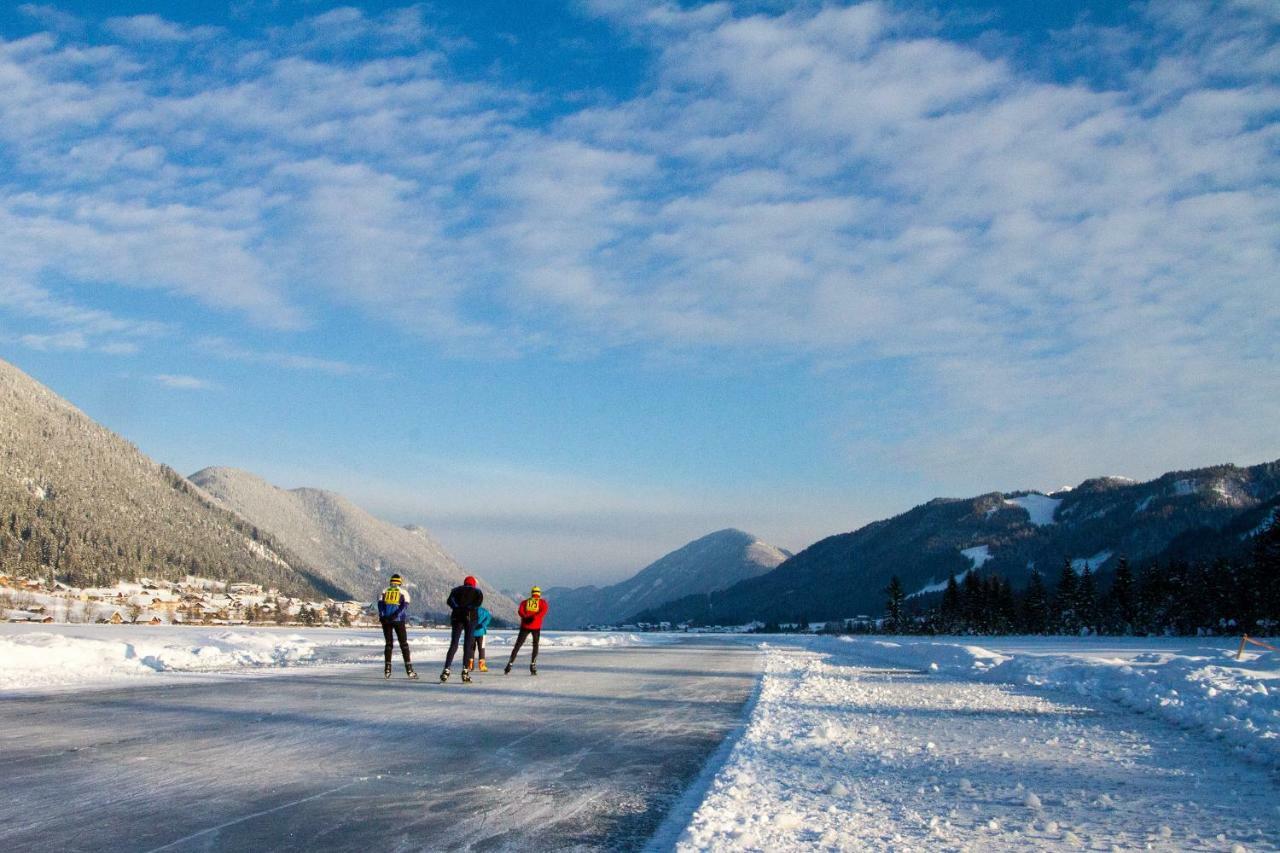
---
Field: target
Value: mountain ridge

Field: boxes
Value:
[634,459,1280,626]
[0,357,344,599]
[546,528,790,628]
[188,466,516,617]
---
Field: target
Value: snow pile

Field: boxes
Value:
[825,636,1280,768]
[0,629,321,691]
[961,544,992,568]
[537,632,672,648]
[992,648,1280,767]
[814,636,1009,674]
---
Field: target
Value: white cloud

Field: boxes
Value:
[0,2,1275,489]
[103,15,221,43]
[154,373,216,390]
[18,330,88,351]
[195,336,367,375]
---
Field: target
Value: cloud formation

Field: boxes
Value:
[0,1,1275,490]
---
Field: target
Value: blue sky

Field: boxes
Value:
[1,1,1277,588]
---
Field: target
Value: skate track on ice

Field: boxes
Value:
[0,639,760,852]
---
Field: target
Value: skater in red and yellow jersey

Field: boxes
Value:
[504,586,548,675]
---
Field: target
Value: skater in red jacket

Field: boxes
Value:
[505,586,548,675]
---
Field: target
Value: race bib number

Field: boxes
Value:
[382,588,401,605]
[525,599,540,613]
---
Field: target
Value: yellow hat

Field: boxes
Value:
[530,586,541,596]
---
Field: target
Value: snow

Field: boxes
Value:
[8,627,1280,849]
[961,544,993,568]
[1003,493,1063,526]
[906,548,990,600]
[908,569,971,599]
[1135,494,1156,513]
[813,635,1280,769]
[1070,550,1113,573]
[1243,507,1278,539]
[1172,478,1199,496]
[675,637,1280,851]
[0,625,325,691]
[0,624,673,692]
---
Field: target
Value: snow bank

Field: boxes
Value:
[824,636,1280,768]
[0,628,324,692]
[671,640,1277,851]
[537,632,674,648]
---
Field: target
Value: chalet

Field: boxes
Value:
[108,612,124,624]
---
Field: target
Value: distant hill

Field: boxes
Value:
[189,466,516,617]
[0,357,343,598]
[634,461,1280,626]
[546,529,790,628]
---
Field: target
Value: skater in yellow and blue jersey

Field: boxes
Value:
[378,574,417,679]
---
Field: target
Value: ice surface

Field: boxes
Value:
[0,635,760,851]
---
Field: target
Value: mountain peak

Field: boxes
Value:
[550,528,790,628]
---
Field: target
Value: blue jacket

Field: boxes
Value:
[474,606,491,637]
[377,586,409,622]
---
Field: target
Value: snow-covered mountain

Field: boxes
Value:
[547,529,790,628]
[635,460,1280,626]
[0,357,343,598]
[189,467,515,617]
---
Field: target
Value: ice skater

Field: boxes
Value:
[472,605,491,672]
[505,586,548,675]
[441,575,483,683]
[378,574,417,679]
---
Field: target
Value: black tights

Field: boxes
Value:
[444,620,475,670]
[508,627,540,664]
[382,622,410,664]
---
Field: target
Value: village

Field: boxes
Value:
[0,573,375,627]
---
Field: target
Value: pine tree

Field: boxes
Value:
[941,574,962,634]
[1107,556,1137,634]
[1021,570,1049,634]
[884,576,906,634]
[961,570,983,632]
[1077,566,1098,634]
[1055,558,1079,635]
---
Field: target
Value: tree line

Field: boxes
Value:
[875,519,1280,637]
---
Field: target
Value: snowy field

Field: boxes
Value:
[672,636,1280,852]
[3,628,1279,850]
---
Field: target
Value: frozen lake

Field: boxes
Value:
[0,635,761,852]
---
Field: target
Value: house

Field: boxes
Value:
[108,612,124,624]
[147,616,163,625]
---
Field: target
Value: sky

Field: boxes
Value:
[0,1,1277,589]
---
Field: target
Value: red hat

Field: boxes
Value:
[464,575,477,587]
